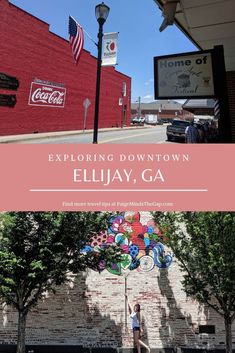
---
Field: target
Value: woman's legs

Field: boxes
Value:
[133,330,150,353]
[138,338,151,353]
[133,330,141,353]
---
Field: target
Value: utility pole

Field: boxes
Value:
[138,96,141,117]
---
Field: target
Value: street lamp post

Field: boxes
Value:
[93,2,110,144]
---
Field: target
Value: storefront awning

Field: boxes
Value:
[154,0,235,71]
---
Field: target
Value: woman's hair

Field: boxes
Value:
[134,303,140,312]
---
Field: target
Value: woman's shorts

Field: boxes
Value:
[133,327,140,331]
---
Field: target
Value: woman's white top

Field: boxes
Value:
[130,312,140,329]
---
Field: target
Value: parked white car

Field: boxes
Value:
[131,116,145,124]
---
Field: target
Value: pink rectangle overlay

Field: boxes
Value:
[0,144,234,211]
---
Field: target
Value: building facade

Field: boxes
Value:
[0,0,131,136]
[131,101,193,122]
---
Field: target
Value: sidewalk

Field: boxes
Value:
[0,125,151,143]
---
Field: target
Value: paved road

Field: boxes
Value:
[18,126,171,144]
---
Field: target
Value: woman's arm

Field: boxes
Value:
[125,294,132,314]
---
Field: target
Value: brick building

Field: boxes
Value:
[0,0,131,136]
[0,212,234,353]
[182,100,215,116]
[131,101,193,122]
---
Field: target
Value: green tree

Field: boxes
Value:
[0,212,121,353]
[152,212,235,353]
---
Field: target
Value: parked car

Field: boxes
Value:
[131,116,145,124]
[166,119,190,142]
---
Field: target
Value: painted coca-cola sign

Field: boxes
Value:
[28,81,66,108]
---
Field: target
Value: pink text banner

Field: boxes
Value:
[0,144,234,211]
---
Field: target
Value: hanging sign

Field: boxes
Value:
[154,50,215,99]
[0,94,17,107]
[0,73,19,91]
[102,32,118,66]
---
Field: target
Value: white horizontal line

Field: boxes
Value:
[29,189,208,192]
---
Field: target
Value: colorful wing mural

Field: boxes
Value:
[82,212,173,275]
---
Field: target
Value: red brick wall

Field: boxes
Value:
[0,0,131,136]
[226,71,235,142]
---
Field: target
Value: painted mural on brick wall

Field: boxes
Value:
[82,212,173,275]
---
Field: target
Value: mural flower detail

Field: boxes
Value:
[82,212,173,275]
[90,231,108,247]
[108,215,123,234]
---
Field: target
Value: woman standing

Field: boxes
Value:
[125,294,151,353]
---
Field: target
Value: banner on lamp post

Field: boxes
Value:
[102,32,118,66]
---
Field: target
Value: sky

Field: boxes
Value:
[9,0,197,103]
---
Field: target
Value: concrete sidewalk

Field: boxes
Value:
[0,125,151,143]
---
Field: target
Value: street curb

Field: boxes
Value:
[0,126,152,143]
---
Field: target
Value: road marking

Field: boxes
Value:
[99,130,164,144]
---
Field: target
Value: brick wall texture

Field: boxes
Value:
[0,0,131,136]
[0,212,234,350]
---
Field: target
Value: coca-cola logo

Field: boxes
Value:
[28,82,66,108]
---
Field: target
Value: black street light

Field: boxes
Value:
[93,2,110,144]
